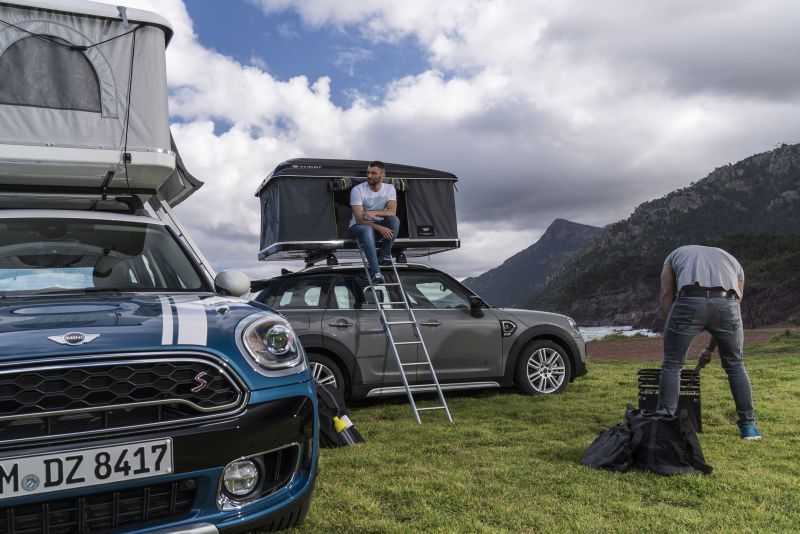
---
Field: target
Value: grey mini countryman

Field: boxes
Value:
[252,263,587,399]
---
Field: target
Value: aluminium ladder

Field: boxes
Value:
[356,244,453,423]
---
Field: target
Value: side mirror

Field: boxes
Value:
[468,295,485,318]
[214,270,251,297]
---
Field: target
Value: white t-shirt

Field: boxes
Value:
[349,182,397,227]
[665,245,745,297]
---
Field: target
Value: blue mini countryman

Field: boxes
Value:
[0,210,318,533]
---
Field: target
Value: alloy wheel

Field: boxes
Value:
[525,347,566,394]
[310,361,338,388]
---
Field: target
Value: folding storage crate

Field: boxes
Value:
[638,369,702,432]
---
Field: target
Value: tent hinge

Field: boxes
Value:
[117,6,130,28]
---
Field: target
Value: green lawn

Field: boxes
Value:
[291,334,800,533]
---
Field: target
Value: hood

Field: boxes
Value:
[0,292,271,360]
[495,307,578,333]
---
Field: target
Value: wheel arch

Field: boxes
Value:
[298,334,361,393]
[504,325,580,384]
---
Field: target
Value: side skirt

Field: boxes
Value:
[365,381,501,398]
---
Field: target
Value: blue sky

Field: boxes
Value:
[187,1,428,108]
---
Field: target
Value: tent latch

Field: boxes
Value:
[117,6,130,28]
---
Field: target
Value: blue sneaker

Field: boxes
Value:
[738,422,762,440]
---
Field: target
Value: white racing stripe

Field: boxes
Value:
[159,296,174,345]
[175,300,208,346]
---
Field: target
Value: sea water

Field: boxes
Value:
[578,326,659,342]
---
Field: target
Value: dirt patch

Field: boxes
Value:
[587,325,792,362]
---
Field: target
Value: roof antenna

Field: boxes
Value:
[117,6,130,28]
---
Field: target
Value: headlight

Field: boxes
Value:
[242,319,304,370]
[566,316,579,332]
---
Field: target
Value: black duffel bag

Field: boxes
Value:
[582,404,712,476]
[580,422,635,472]
[626,405,712,475]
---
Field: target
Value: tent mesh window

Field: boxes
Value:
[0,36,101,112]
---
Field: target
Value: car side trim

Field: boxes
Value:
[366,381,501,397]
[505,326,582,383]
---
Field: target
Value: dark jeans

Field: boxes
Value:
[349,216,400,277]
[657,295,755,424]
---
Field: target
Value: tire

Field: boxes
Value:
[308,353,347,398]
[514,340,572,395]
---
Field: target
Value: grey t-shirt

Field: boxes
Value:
[665,245,744,297]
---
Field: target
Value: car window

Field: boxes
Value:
[273,278,327,310]
[0,218,206,295]
[400,272,470,310]
[332,278,355,309]
[331,275,399,310]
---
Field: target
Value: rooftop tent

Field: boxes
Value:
[256,158,460,262]
[0,0,200,207]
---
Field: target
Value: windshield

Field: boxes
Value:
[0,218,207,295]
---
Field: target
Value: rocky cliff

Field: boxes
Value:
[462,219,603,307]
[522,143,800,328]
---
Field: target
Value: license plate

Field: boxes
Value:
[0,438,173,499]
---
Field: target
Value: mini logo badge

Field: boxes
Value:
[47,332,101,346]
[191,371,209,393]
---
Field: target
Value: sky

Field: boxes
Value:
[102,0,800,281]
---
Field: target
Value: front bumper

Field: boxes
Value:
[0,382,318,534]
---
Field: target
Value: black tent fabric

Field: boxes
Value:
[256,158,460,261]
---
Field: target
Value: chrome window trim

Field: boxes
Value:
[216,442,302,511]
[0,351,249,446]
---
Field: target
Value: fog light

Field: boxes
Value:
[222,459,259,496]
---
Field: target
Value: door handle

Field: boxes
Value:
[421,320,442,327]
[328,320,354,327]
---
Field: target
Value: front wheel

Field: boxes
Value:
[308,353,347,399]
[514,340,572,395]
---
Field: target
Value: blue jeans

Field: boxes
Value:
[349,215,400,277]
[657,295,755,424]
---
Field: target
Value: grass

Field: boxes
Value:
[286,335,800,533]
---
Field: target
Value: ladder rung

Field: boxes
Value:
[416,406,447,411]
[386,320,414,325]
[401,362,428,366]
[408,384,440,389]
[374,282,401,286]
[394,341,422,345]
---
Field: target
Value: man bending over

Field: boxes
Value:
[657,244,760,440]
[349,161,400,284]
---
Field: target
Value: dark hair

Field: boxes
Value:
[368,160,385,170]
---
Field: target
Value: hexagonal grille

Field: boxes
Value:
[0,357,245,443]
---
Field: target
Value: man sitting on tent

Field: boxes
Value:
[350,161,400,284]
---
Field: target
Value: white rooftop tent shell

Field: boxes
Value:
[0,0,198,206]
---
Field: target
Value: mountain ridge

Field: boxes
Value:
[522,143,800,327]
[462,218,603,307]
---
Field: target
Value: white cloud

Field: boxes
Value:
[100,0,800,282]
[333,47,373,76]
